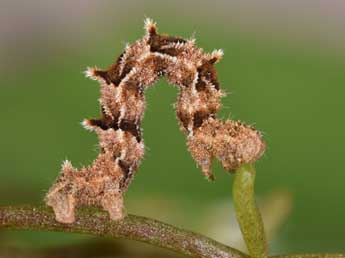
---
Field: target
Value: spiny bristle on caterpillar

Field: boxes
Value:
[46,18,265,224]
[209,49,224,63]
[144,17,157,35]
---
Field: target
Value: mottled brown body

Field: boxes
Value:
[46,19,265,223]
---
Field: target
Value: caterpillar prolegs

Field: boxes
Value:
[45,19,265,223]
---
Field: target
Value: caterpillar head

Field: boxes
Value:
[188,118,265,180]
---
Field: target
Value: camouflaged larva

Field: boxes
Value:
[46,19,265,224]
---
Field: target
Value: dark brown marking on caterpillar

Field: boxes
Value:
[87,117,141,142]
[195,76,207,91]
[93,70,111,85]
[93,51,127,86]
[177,111,191,131]
[118,159,131,177]
[87,118,117,131]
[193,111,214,129]
[197,61,220,90]
[119,119,141,142]
[147,30,186,56]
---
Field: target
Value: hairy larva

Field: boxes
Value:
[46,18,265,224]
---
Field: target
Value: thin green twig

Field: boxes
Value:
[233,164,268,258]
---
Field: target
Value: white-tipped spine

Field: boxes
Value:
[62,160,73,170]
[210,49,224,62]
[84,67,98,80]
[144,17,157,35]
[81,119,96,132]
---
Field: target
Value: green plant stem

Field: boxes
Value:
[233,164,268,258]
[0,205,247,258]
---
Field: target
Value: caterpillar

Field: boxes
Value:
[45,19,265,224]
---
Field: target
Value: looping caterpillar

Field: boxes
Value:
[45,19,265,224]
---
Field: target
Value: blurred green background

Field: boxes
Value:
[1,0,345,256]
